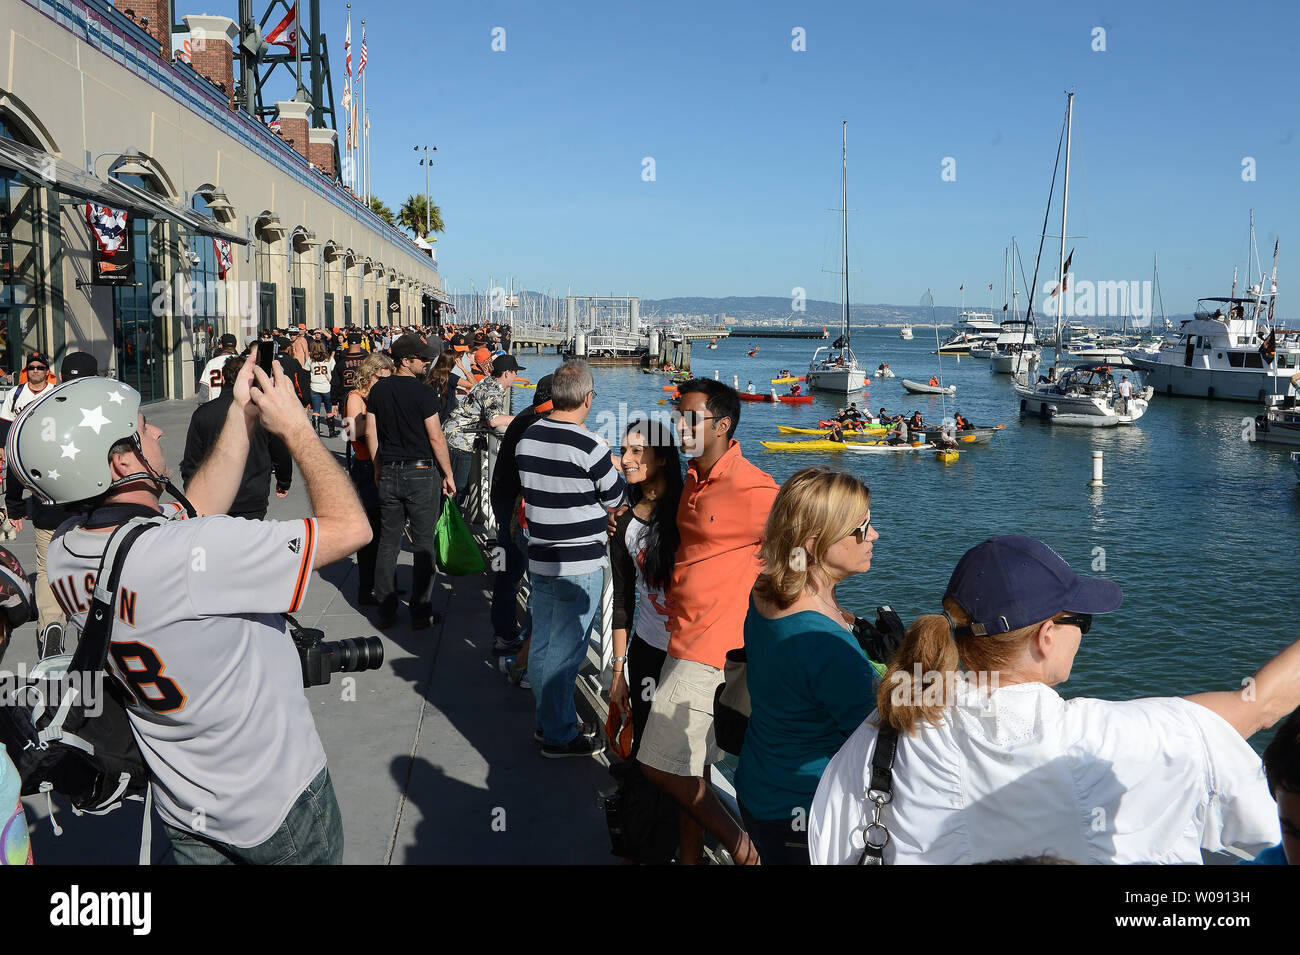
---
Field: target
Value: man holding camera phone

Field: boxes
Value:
[8,358,371,864]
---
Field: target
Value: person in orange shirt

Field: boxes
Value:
[637,378,778,865]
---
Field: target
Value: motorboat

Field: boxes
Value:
[990,319,1040,376]
[899,325,914,340]
[1015,362,1151,426]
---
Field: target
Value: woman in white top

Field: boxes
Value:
[308,341,337,437]
[810,535,1286,865]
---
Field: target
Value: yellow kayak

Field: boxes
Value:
[770,376,806,384]
[761,438,925,452]
[777,424,888,436]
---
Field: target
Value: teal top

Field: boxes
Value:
[734,597,877,821]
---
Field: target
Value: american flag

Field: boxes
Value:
[345,12,352,77]
[359,24,367,73]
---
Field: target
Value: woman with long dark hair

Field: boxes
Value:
[610,418,683,756]
[425,350,458,423]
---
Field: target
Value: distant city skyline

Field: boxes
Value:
[296,0,1298,313]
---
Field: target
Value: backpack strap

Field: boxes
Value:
[68,516,168,675]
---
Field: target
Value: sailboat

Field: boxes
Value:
[807,122,868,395]
[1013,93,1149,426]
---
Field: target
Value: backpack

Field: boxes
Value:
[0,518,161,836]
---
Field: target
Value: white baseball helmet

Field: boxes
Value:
[6,378,145,505]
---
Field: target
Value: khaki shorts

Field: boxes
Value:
[636,655,725,777]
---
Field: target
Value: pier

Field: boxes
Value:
[728,326,830,339]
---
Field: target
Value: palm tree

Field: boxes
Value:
[398,194,444,237]
[369,196,395,225]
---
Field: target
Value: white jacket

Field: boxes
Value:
[810,681,1280,865]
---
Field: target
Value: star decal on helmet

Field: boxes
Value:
[47,469,60,481]
[107,390,126,404]
[60,441,80,460]
[79,405,112,434]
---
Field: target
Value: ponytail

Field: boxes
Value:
[876,598,1041,736]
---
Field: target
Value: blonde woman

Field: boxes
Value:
[735,467,880,865]
[344,352,394,605]
[811,535,1288,865]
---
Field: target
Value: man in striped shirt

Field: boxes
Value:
[516,360,627,758]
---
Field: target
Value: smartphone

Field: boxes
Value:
[256,340,276,377]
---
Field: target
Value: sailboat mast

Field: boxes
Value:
[842,121,849,350]
[1055,92,1073,372]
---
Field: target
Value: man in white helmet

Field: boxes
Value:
[8,359,371,864]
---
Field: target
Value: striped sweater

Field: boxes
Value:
[516,418,628,576]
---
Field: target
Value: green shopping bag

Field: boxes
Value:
[435,497,486,575]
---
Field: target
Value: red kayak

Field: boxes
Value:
[778,395,813,404]
[738,392,775,403]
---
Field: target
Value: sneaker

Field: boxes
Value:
[515,668,530,689]
[541,735,606,759]
[534,722,599,744]
[37,622,65,659]
[492,635,524,655]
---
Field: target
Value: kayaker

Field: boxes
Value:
[791,383,802,397]
[886,415,909,446]
[747,380,756,394]
[908,411,924,432]
[844,403,863,422]
[780,369,791,379]
[954,412,971,431]
[827,421,845,443]
[810,535,1291,865]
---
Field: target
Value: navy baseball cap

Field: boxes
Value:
[944,535,1122,636]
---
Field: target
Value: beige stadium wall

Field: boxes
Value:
[1,0,442,398]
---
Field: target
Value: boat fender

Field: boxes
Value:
[1041,404,1057,420]
[1019,399,1028,413]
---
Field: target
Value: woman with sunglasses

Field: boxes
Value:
[734,467,881,865]
[810,535,1288,864]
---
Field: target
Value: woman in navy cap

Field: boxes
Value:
[809,535,1291,865]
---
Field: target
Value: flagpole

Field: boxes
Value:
[361,18,367,205]
[294,2,302,95]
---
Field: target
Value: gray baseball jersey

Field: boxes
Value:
[47,509,325,848]
[197,354,233,404]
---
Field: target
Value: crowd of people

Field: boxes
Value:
[0,327,1296,868]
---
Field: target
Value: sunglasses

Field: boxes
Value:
[1055,613,1093,635]
[848,513,872,544]
[26,364,47,372]
[678,412,719,429]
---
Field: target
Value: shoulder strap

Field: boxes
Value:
[68,516,167,674]
[856,724,899,866]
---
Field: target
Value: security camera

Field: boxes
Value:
[187,250,202,266]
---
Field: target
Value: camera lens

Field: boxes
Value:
[330,636,385,674]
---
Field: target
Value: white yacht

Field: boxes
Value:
[1252,389,1300,446]
[1125,295,1298,402]
[990,319,1040,375]
[807,123,868,395]
[936,311,1001,354]
[899,325,914,340]
[1015,362,1150,425]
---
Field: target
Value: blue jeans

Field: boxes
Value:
[310,391,333,416]
[448,447,475,510]
[528,568,604,745]
[162,768,343,865]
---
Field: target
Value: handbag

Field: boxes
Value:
[712,647,750,756]
[603,760,679,864]
[435,496,486,575]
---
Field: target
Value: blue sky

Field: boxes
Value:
[277,0,1299,312]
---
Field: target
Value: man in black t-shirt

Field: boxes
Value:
[330,333,367,407]
[366,334,455,629]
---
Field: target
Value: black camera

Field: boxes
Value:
[288,622,385,688]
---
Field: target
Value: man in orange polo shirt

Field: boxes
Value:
[638,378,778,865]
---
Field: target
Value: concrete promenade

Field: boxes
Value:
[10,396,614,865]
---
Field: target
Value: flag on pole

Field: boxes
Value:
[988,283,993,290]
[1051,249,1075,296]
[345,11,352,77]
[359,23,368,73]
[340,78,353,150]
[265,1,300,57]
[213,238,233,279]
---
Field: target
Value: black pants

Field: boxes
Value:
[738,802,811,865]
[349,457,382,598]
[374,464,441,618]
[489,496,527,640]
[628,635,668,761]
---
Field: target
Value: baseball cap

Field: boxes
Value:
[25,352,50,369]
[218,333,238,349]
[288,327,300,336]
[60,351,99,380]
[944,535,1122,637]
[532,374,554,414]
[452,333,468,353]
[347,332,363,345]
[390,334,439,362]
[492,355,524,376]
[474,346,491,365]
